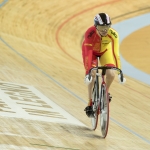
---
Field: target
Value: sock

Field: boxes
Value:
[88,99,92,106]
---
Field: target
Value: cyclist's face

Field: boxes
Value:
[96,25,110,36]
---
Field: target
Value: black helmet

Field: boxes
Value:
[94,13,111,26]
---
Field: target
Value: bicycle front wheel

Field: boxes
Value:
[91,82,99,130]
[100,86,109,138]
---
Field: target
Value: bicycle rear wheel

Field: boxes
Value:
[100,86,109,138]
[91,82,99,130]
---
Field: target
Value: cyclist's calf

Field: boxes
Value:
[106,70,115,89]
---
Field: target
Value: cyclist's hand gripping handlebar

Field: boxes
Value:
[118,73,126,84]
[115,68,126,84]
[84,74,92,85]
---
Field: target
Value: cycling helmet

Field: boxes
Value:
[94,13,111,26]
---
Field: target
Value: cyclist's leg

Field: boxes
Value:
[84,71,96,117]
[84,56,97,117]
[87,70,96,105]
[87,55,97,106]
[106,68,115,90]
[100,43,115,90]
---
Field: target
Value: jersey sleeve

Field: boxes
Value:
[109,29,121,71]
[82,29,95,75]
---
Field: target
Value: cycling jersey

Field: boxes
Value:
[82,26,121,75]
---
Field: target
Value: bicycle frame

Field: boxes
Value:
[91,57,109,113]
[89,56,124,138]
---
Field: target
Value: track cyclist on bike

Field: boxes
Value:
[82,13,126,117]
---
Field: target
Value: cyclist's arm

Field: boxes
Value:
[82,29,95,75]
[108,28,121,70]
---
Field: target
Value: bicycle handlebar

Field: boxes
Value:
[88,66,124,82]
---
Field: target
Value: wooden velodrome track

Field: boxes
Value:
[0,0,150,149]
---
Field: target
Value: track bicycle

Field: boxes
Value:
[88,57,124,138]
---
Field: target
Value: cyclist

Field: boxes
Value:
[82,13,126,117]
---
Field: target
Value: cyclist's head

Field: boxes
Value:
[94,13,111,36]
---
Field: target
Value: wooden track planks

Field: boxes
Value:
[0,0,150,149]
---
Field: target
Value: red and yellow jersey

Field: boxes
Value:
[82,25,121,75]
